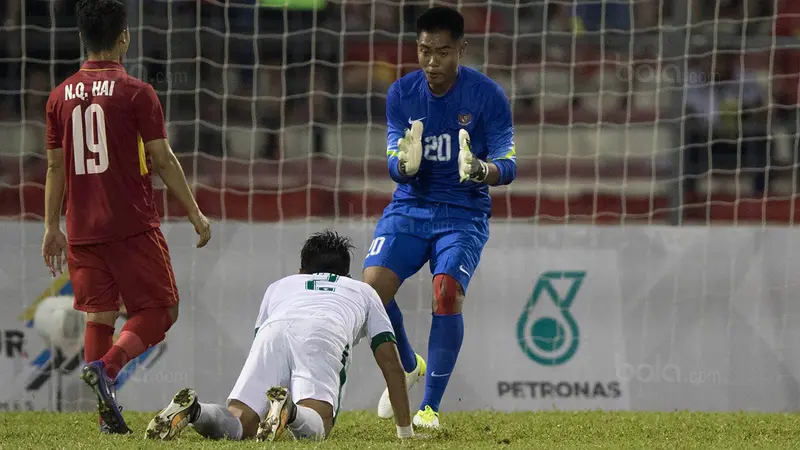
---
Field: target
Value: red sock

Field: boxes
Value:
[85,322,116,426]
[84,322,114,363]
[101,308,172,380]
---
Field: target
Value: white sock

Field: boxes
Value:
[288,405,325,441]
[191,403,243,440]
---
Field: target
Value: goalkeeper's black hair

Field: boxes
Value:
[300,230,355,277]
[76,0,127,53]
[416,6,465,41]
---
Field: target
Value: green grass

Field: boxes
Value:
[1,410,800,449]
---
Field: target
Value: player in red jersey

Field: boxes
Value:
[41,0,211,435]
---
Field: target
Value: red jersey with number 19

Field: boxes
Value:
[46,60,166,245]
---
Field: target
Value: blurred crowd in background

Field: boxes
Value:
[0,0,799,168]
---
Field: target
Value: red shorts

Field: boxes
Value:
[68,228,179,314]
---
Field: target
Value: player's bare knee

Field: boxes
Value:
[432,274,464,314]
[296,398,334,437]
[86,310,117,327]
[362,266,400,305]
[238,415,260,439]
[227,400,260,438]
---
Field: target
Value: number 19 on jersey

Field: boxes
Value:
[71,104,109,175]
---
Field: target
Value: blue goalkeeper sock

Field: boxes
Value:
[420,313,464,413]
[385,299,418,373]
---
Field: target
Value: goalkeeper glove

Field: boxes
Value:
[458,129,488,183]
[397,120,423,176]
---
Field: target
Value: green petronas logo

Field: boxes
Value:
[517,271,585,366]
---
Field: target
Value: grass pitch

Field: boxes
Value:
[1,410,800,449]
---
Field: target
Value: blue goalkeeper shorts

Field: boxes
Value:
[363,200,489,292]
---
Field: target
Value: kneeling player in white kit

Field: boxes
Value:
[144,230,414,441]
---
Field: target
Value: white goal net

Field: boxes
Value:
[3,0,800,414]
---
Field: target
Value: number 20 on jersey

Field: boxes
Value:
[71,104,109,175]
[424,133,451,162]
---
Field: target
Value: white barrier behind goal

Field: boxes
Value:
[4,222,800,413]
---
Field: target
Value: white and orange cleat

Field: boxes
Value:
[145,388,200,441]
[256,386,296,442]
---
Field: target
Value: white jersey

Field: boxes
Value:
[253,273,395,352]
[229,273,395,417]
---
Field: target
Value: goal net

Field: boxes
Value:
[2,0,800,414]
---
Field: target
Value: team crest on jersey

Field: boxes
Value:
[458,113,472,126]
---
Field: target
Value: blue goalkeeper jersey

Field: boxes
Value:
[385,66,516,215]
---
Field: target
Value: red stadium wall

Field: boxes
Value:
[3,154,799,224]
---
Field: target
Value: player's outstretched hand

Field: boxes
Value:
[42,228,67,277]
[458,129,488,183]
[458,129,475,182]
[397,120,423,176]
[188,210,211,248]
[396,425,430,440]
[400,432,431,440]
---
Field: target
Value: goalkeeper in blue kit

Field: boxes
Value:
[363,6,516,429]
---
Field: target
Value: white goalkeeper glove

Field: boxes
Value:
[397,120,423,176]
[458,129,488,183]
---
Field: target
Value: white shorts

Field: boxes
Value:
[227,320,350,420]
